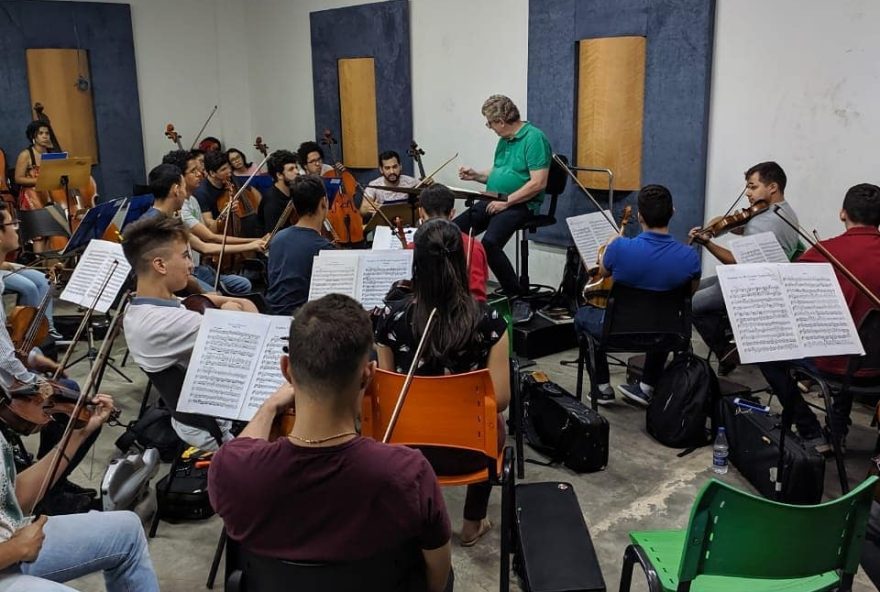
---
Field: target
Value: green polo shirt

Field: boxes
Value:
[486,121,551,213]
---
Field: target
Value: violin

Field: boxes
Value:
[0,380,93,436]
[182,294,218,314]
[690,200,769,245]
[582,206,632,309]
[165,123,184,150]
[407,141,427,180]
[320,130,365,245]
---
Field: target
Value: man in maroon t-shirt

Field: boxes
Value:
[411,184,489,301]
[760,183,880,446]
[208,294,452,591]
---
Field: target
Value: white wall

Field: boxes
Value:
[704,0,880,275]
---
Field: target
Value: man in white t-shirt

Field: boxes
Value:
[122,214,258,449]
[360,150,419,216]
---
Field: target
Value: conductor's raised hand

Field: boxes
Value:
[458,166,478,181]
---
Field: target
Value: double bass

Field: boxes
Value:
[320,130,365,246]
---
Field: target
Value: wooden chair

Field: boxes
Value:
[364,368,516,590]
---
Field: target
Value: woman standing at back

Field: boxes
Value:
[374,218,510,547]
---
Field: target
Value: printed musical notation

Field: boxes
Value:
[729,231,788,264]
[59,239,131,313]
[309,250,413,309]
[566,211,618,268]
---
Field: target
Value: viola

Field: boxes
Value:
[0,380,93,436]
[582,206,632,309]
[320,130,365,245]
[690,200,769,245]
[182,294,218,314]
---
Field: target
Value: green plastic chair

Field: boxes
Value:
[619,476,878,592]
[488,296,513,356]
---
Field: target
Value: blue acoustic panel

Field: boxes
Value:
[528,0,715,245]
[0,1,145,202]
[310,0,412,188]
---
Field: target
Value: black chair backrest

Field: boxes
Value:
[542,154,569,220]
[848,309,880,375]
[146,365,225,446]
[602,282,692,352]
[235,543,426,592]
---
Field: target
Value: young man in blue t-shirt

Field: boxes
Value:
[574,185,701,406]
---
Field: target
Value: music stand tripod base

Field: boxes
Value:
[66,315,132,384]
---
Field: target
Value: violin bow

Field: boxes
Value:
[213,154,271,291]
[382,307,438,443]
[28,291,131,516]
[189,105,219,150]
[553,154,618,231]
[772,205,880,309]
[52,261,120,380]
[466,228,474,271]
[412,153,459,190]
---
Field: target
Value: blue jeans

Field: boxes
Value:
[1,269,56,331]
[0,511,158,591]
[454,201,533,295]
[192,264,251,295]
[574,306,668,386]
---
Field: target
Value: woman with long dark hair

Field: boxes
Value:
[375,218,510,547]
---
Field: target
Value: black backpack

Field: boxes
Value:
[115,406,182,462]
[646,353,719,449]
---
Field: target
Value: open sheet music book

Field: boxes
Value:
[566,211,617,267]
[728,231,789,263]
[176,309,290,422]
[308,250,413,309]
[59,239,131,313]
[717,262,864,364]
[371,225,416,250]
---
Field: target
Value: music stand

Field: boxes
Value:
[363,203,414,234]
[35,157,92,230]
[60,198,125,256]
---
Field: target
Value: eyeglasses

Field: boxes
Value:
[485,120,499,128]
[0,219,20,230]
[307,158,323,165]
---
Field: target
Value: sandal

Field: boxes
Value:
[459,519,492,547]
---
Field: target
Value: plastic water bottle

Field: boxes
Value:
[712,427,729,474]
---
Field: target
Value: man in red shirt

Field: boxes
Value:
[416,184,489,301]
[760,183,880,447]
[208,294,452,591]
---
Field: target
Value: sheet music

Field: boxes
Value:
[717,263,863,364]
[566,211,617,267]
[177,309,290,421]
[371,225,416,250]
[309,250,412,308]
[358,251,413,308]
[729,231,788,264]
[59,240,131,313]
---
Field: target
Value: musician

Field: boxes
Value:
[122,215,257,450]
[257,150,298,236]
[0,264,61,340]
[209,294,452,592]
[265,175,335,316]
[13,121,54,210]
[418,184,488,301]
[296,141,334,176]
[374,218,509,546]
[193,150,233,233]
[360,150,418,216]
[689,161,801,373]
[574,185,701,406]
[148,161,262,295]
[455,94,551,297]
[758,183,880,448]
[0,394,159,591]
[227,148,260,177]
[198,136,222,153]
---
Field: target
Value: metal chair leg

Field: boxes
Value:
[149,442,185,538]
[818,382,850,493]
[499,452,515,592]
[619,544,664,592]
[206,528,227,589]
[137,380,153,422]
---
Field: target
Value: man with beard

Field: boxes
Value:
[360,150,418,216]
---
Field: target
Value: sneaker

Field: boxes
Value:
[511,299,533,325]
[588,384,615,406]
[618,383,652,407]
[48,328,64,341]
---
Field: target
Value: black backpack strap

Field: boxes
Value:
[172,411,226,448]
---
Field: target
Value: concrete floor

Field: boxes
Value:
[28,334,877,591]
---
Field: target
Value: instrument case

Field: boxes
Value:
[514,482,606,591]
[719,396,825,504]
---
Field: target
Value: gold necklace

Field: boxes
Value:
[288,431,357,445]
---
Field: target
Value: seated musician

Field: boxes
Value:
[374,218,509,547]
[758,183,880,450]
[208,294,452,592]
[121,215,257,450]
[193,150,233,234]
[574,185,701,406]
[0,202,104,511]
[265,175,335,316]
[417,184,488,301]
[0,264,61,340]
[198,136,222,153]
[360,150,418,216]
[689,161,801,374]
[227,148,261,177]
[296,141,334,176]
[454,94,551,298]
[148,160,263,294]
[257,149,298,236]
[0,390,159,590]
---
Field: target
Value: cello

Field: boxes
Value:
[320,130,365,246]
[407,140,427,180]
[165,123,184,150]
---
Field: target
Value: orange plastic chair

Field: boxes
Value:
[364,368,515,590]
